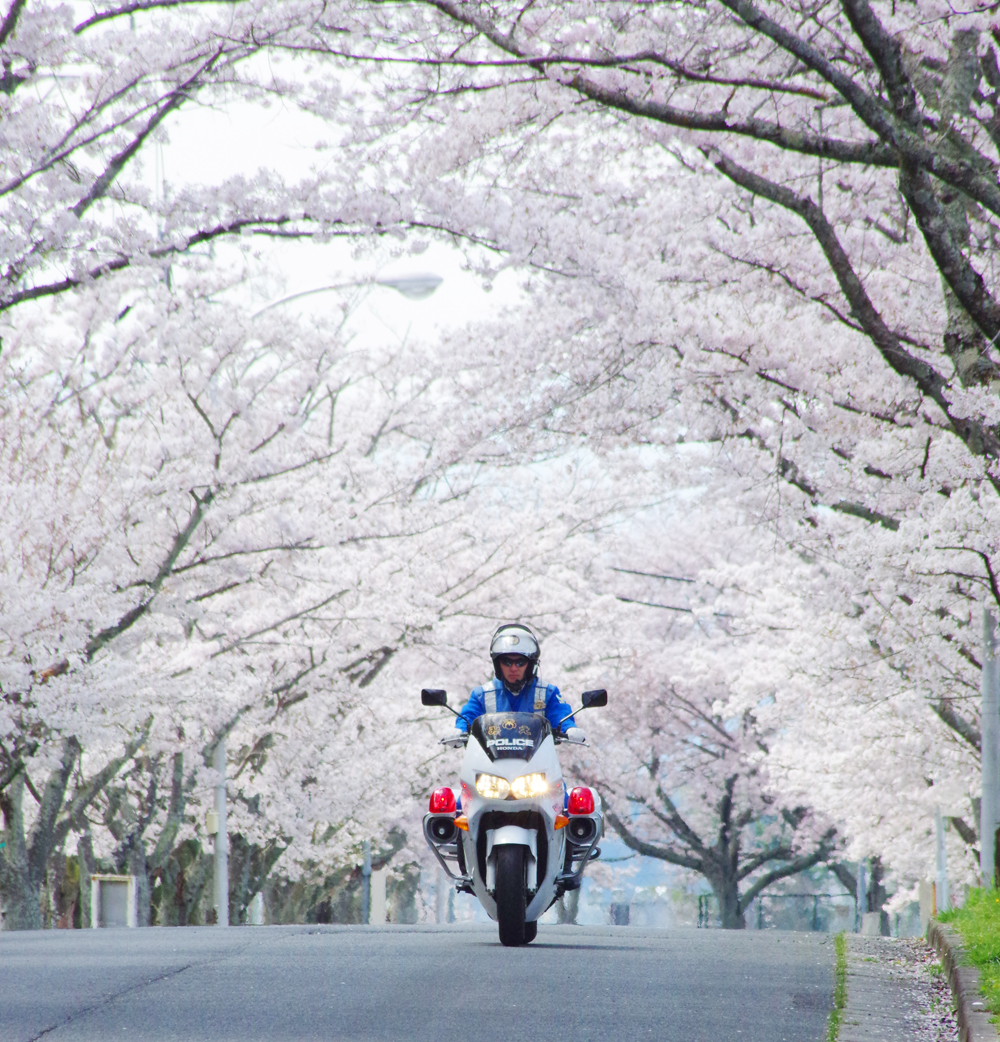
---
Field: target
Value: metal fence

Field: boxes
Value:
[697,892,855,931]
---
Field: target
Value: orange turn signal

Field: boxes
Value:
[455,815,469,831]
[554,814,569,829]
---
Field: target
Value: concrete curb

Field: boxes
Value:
[927,920,997,1042]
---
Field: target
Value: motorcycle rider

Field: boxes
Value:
[454,623,586,743]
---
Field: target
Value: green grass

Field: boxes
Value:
[828,932,847,1042]
[940,888,1000,1017]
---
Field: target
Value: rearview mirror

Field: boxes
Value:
[580,689,608,709]
[421,688,448,707]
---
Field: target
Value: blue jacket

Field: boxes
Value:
[456,675,575,733]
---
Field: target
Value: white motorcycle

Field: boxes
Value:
[421,687,607,946]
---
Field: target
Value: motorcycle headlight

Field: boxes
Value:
[476,773,511,799]
[510,773,548,800]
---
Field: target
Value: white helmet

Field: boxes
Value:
[490,623,540,692]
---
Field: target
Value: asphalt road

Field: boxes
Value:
[1,924,834,1042]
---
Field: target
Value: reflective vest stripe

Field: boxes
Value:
[483,677,548,715]
[532,679,549,718]
[484,678,500,713]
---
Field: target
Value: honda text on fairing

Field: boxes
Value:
[421,687,607,946]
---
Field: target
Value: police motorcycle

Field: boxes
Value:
[421,687,607,946]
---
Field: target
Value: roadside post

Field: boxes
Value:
[371,867,387,923]
[213,738,228,927]
[856,860,867,932]
[982,608,1000,888]
[361,841,371,924]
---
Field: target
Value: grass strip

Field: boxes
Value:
[940,887,1000,1018]
[828,932,847,1042]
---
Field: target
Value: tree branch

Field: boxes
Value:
[208,589,348,659]
[571,71,893,166]
[737,843,795,881]
[838,0,921,127]
[707,149,1000,468]
[933,699,981,753]
[828,861,858,895]
[949,816,978,847]
[0,0,26,49]
[604,807,704,870]
[27,737,80,886]
[147,752,184,871]
[899,160,1000,355]
[84,488,214,660]
[75,0,242,33]
[738,830,836,911]
[713,0,1000,218]
[55,726,149,851]
[71,81,196,219]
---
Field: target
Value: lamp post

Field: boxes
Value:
[982,607,1000,888]
[251,273,443,319]
[935,805,949,912]
[213,738,228,927]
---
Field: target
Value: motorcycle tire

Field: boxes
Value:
[523,920,538,944]
[495,845,527,947]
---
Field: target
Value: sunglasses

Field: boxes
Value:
[498,655,529,667]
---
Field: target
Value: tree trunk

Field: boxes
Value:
[78,830,95,929]
[0,775,43,930]
[708,868,746,929]
[1,735,140,929]
[867,857,889,914]
[227,833,287,925]
[176,844,212,925]
[129,841,150,927]
[919,29,999,391]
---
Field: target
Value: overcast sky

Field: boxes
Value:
[160,83,517,351]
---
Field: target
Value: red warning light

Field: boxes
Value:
[568,787,595,815]
[429,787,457,813]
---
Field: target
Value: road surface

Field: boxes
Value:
[1,924,834,1042]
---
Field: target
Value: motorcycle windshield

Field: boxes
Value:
[471,712,550,761]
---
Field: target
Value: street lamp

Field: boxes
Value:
[374,274,443,300]
[251,273,443,318]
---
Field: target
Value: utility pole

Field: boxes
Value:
[213,738,229,927]
[361,841,371,924]
[982,608,1000,888]
[935,805,949,912]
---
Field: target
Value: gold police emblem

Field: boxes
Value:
[534,700,545,710]
[486,724,500,737]
[518,725,532,736]
[502,718,516,730]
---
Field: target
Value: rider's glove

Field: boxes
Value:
[564,727,587,745]
[440,729,467,747]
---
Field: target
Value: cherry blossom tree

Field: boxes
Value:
[0,0,407,314]
[0,256,497,924]
[11,0,1000,926]
[278,0,1000,895]
[3,246,691,926]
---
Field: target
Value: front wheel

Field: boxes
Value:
[523,920,537,944]
[495,845,527,947]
